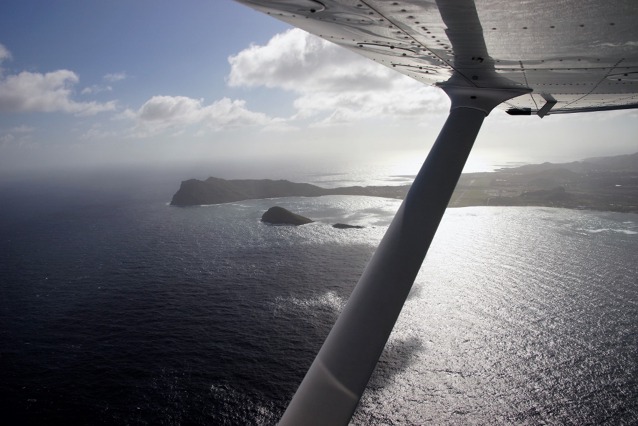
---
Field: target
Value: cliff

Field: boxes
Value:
[170,177,408,206]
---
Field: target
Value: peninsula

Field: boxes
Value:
[171,152,638,213]
[170,177,407,205]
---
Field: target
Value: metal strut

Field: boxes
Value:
[279,84,529,425]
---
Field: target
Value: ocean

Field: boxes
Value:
[0,167,636,425]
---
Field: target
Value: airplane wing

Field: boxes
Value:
[235,0,638,116]
[231,1,638,424]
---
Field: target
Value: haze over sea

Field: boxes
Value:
[1,162,636,425]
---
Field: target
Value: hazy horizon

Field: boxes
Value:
[2,148,636,188]
[1,1,637,177]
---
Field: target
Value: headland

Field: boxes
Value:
[170,152,638,213]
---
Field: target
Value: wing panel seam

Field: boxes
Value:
[563,58,625,109]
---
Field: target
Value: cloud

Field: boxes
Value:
[0,133,15,146]
[0,69,116,115]
[81,84,113,95]
[130,95,277,136]
[138,95,203,123]
[228,29,393,93]
[0,124,34,147]
[0,43,12,78]
[0,43,11,63]
[295,77,448,124]
[79,123,116,141]
[81,72,126,95]
[228,29,448,124]
[9,124,34,133]
[103,72,127,82]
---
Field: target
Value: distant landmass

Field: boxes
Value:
[171,152,638,213]
[170,177,407,205]
[451,152,638,212]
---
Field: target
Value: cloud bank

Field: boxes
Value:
[228,29,447,124]
[0,44,116,116]
[0,28,449,151]
[126,29,446,138]
[0,70,117,115]
[130,95,276,136]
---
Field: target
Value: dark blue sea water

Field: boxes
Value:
[1,169,637,425]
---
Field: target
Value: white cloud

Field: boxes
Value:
[80,124,116,141]
[295,77,448,124]
[0,124,33,147]
[81,84,113,95]
[0,69,116,115]
[104,72,127,82]
[0,43,11,63]
[131,95,276,136]
[0,43,12,79]
[81,72,126,95]
[228,29,448,125]
[138,95,203,123]
[10,124,34,133]
[0,133,15,146]
[228,29,393,93]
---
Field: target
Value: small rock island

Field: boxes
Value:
[332,223,365,229]
[261,206,314,226]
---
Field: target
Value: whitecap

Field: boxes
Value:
[272,291,346,316]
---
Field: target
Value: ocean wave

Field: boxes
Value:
[271,291,346,317]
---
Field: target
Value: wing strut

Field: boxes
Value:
[280,84,529,425]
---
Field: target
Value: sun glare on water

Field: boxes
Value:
[384,151,498,178]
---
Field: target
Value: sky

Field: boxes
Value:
[1,0,637,178]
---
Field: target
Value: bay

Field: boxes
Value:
[0,170,636,424]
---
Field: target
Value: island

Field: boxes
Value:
[333,223,365,229]
[171,152,638,213]
[261,206,313,226]
[170,176,407,206]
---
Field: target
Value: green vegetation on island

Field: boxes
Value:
[450,152,638,212]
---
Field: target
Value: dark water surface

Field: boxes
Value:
[1,172,636,424]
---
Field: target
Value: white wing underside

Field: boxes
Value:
[235,0,638,116]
